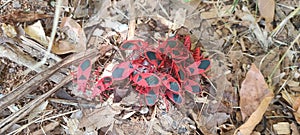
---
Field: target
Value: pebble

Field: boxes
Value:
[12,1,21,8]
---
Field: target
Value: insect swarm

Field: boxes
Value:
[74,36,211,106]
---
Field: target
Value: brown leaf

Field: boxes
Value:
[240,64,271,120]
[235,94,273,135]
[52,17,86,54]
[235,64,274,135]
[79,104,121,129]
[258,0,275,31]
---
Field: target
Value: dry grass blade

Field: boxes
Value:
[271,6,300,37]
[269,32,300,83]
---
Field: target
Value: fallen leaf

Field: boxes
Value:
[79,103,121,130]
[235,64,274,135]
[235,94,273,135]
[52,17,86,54]
[258,0,275,31]
[239,64,271,120]
[24,20,49,47]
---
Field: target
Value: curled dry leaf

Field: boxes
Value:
[235,64,274,135]
[52,17,86,54]
[24,20,49,47]
[258,0,275,31]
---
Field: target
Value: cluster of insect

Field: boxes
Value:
[75,35,211,106]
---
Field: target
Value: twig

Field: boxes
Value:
[127,0,136,39]
[20,36,62,62]
[0,45,65,84]
[29,0,62,72]
[146,105,157,135]
[0,0,13,9]
[0,75,71,134]
[0,49,100,112]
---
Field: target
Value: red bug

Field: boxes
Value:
[183,79,202,94]
[144,88,159,106]
[161,74,181,93]
[185,59,211,76]
[77,59,92,92]
[157,37,178,55]
[172,63,187,82]
[166,91,184,105]
[111,61,137,80]
[92,76,113,97]
[192,47,202,62]
[144,51,164,67]
[183,35,191,51]
[120,40,148,50]
[131,73,161,87]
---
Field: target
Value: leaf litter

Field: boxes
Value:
[0,0,300,134]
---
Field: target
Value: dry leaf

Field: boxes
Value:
[52,17,86,54]
[235,94,273,135]
[235,64,273,135]
[240,64,271,120]
[24,20,49,47]
[79,104,121,129]
[258,0,275,31]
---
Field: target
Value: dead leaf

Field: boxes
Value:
[235,64,274,135]
[24,20,49,47]
[240,64,271,120]
[235,94,273,135]
[52,17,86,54]
[79,104,121,130]
[258,0,275,31]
